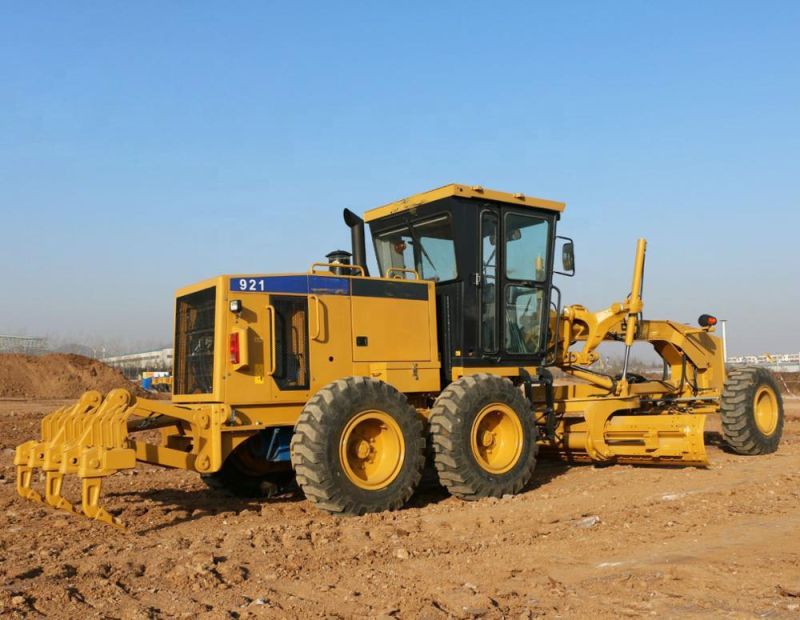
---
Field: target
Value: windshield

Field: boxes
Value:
[374,215,457,282]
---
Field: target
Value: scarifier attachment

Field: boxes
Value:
[14,388,139,529]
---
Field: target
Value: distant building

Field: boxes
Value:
[0,335,48,354]
[727,353,800,373]
[101,348,174,379]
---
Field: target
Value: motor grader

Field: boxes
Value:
[15,184,784,527]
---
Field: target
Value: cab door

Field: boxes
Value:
[499,209,554,361]
[478,208,501,358]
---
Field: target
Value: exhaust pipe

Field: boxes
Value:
[343,208,370,277]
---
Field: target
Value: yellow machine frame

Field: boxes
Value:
[15,185,735,528]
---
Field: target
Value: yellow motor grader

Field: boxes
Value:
[15,184,784,527]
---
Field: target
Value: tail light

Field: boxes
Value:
[229,332,240,364]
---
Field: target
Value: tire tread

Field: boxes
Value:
[720,366,783,455]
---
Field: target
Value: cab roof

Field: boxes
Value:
[363,183,565,223]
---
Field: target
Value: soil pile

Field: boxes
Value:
[0,354,142,399]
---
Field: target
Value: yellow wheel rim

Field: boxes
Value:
[754,386,779,435]
[470,403,523,474]
[340,410,405,490]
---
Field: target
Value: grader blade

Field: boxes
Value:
[14,388,139,528]
[559,413,708,466]
[601,413,708,466]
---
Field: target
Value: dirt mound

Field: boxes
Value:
[0,354,143,399]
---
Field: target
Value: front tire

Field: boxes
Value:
[720,367,783,455]
[290,377,425,515]
[430,374,538,500]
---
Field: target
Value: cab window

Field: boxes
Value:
[375,215,457,282]
[481,212,499,353]
[505,213,549,282]
[505,285,545,353]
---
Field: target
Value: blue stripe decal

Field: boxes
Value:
[229,275,350,295]
[309,275,350,295]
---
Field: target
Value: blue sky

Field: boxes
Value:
[1,1,798,355]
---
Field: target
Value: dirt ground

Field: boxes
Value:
[1,398,800,619]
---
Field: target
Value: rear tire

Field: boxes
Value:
[430,374,538,500]
[720,367,783,455]
[290,377,425,515]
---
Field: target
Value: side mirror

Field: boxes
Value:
[555,236,575,276]
[562,242,575,272]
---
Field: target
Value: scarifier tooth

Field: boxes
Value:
[14,441,43,503]
[15,464,42,503]
[82,478,125,529]
[45,471,75,513]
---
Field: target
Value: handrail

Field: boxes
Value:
[385,267,420,280]
[267,305,277,375]
[309,262,365,276]
[309,295,322,341]
[545,285,562,367]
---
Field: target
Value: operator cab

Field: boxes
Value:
[362,184,569,382]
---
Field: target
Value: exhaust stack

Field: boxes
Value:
[343,208,370,277]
